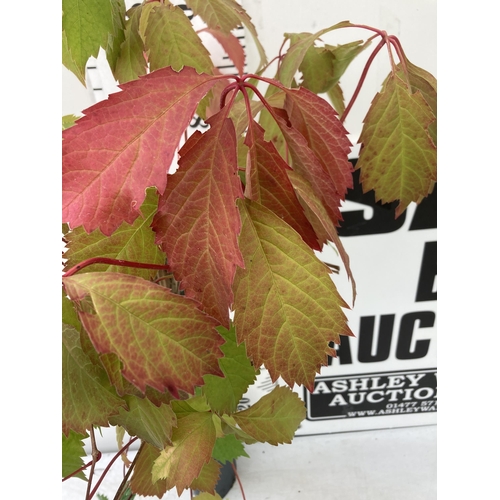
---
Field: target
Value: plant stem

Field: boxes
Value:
[112,441,142,500]
[341,37,386,124]
[89,437,140,500]
[232,461,247,500]
[63,257,171,278]
[85,427,100,500]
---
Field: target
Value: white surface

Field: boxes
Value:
[62,425,436,499]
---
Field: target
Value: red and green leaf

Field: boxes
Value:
[356,70,437,217]
[189,459,222,494]
[245,119,320,251]
[130,443,168,498]
[62,66,221,235]
[63,272,224,396]
[63,188,165,280]
[232,386,306,445]
[152,404,217,494]
[233,199,353,390]
[199,27,245,76]
[152,111,244,326]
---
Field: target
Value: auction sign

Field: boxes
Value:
[242,165,437,434]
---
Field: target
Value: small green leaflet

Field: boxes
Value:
[232,386,306,445]
[212,433,249,463]
[202,325,259,415]
[62,430,88,480]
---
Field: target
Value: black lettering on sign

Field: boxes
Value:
[415,241,437,302]
[396,311,434,360]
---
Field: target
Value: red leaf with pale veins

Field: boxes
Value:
[63,272,224,396]
[63,67,221,235]
[283,87,354,199]
[152,110,244,326]
[199,27,245,76]
[245,119,320,251]
[273,108,344,227]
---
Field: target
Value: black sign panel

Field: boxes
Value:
[305,369,437,420]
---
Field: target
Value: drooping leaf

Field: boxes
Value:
[326,83,345,116]
[62,430,88,480]
[108,395,177,449]
[63,272,224,396]
[62,0,125,85]
[113,3,148,83]
[63,188,165,280]
[212,433,249,463]
[152,403,217,494]
[287,170,356,304]
[298,43,337,94]
[202,324,258,415]
[356,70,437,217]
[232,386,306,445]
[273,108,344,227]
[282,86,354,200]
[233,199,353,390]
[326,39,372,87]
[62,66,221,235]
[279,22,352,88]
[189,459,221,494]
[152,111,244,326]
[186,0,267,71]
[130,443,168,498]
[199,28,245,76]
[142,2,214,74]
[402,58,437,146]
[62,323,126,435]
[245,119,320,251]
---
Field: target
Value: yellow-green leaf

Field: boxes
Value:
[357,71,437,217]
[232,386,306,445]
[233,199,352,391]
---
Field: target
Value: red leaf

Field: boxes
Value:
[273,108,344,227]
[63,67,221,235]
[152,110,244,326]
[283,87,354,199]
[199,28,245,76]
[245,119,320,251]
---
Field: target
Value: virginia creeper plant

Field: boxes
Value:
[62,1,437,498]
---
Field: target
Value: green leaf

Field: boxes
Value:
[298,44,336,94]
[152,404,216,494]
[326,83,345,116]
[356,70,437,217]
[142,2,214,74]
[202,324,259,415]
[63,188,165,280]
[109,395,177,449]
[130,443,168,498]
[233,199,352,391]
[62,430,88,480]
[186,0,267,71]
[189,459,222,494]
[212,433,249,463]
[62,0,125,85]
[62,114,80,130]
[113,4,147,83]
[63,272,224,396]
[62,323,126,435]
[232,386,306,445]
[279,22,352,88]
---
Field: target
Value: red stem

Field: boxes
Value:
[232,461,247,500]
[88,437,139,500]
[341,37,386,124]
[63,257,170,278]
